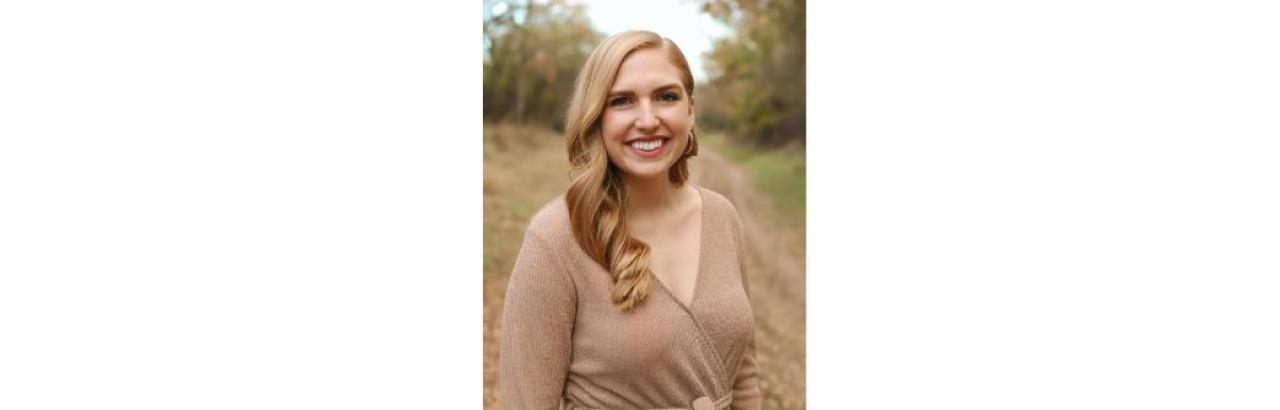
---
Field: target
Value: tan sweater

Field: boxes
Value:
[500,187,761,410]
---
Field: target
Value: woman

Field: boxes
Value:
[500,30,760,410]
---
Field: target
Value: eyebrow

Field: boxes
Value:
[607,83,682,98]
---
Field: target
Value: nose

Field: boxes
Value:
[634,100,659,130]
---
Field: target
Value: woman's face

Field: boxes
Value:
[599,47,694,182]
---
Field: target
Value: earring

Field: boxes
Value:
[684,131,695,156]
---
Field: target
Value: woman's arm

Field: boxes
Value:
[730,242,762,410]
[731,333,762,410]
[500,229,577,410]
[729,204,762,410]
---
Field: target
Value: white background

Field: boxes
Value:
[2,0,1278,408]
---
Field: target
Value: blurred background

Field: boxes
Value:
[483,0,806,408]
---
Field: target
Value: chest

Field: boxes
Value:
[637,218,702,307]
[567,234,755,380]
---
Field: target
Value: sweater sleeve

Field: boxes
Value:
[730,208,762,410]
[731,331,762,409]
[500,228,577,410]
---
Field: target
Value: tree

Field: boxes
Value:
[696,0,806,146]
[484,0,603,130]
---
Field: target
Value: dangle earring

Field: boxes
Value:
[683,130,696,156]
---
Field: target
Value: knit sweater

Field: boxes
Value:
[500,186,761,410]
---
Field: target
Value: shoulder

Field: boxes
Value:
[522,194,575,248]
[697,186,744,224]
[507,194,579,294]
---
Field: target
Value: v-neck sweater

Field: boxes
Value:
[500,187,761,410]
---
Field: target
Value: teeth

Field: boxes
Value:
[630,139,663,152]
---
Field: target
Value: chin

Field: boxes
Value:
[617,164,672,181]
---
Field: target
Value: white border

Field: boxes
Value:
[1,1,473,408]
[814,0,1280,408]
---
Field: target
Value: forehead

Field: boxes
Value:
[610,47,684,92]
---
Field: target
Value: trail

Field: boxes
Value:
[484,145,806,409]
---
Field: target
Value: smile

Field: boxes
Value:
[625,137,669,158]
[631,139,664,152]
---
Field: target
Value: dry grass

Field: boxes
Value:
[483,123,570,281]
[483,123,570,409]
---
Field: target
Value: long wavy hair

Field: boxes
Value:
[563,30,700,312]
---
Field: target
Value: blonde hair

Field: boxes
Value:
[563,30,700,312]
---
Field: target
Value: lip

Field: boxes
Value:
[624,136,670,158]
[624,135,668,143]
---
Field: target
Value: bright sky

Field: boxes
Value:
[576,0,731,82]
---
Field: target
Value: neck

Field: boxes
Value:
[622,174,683,219]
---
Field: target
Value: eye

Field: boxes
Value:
[607,96,633,107]
[658,91,681,102]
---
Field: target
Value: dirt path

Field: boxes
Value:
[484,144,805,409]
